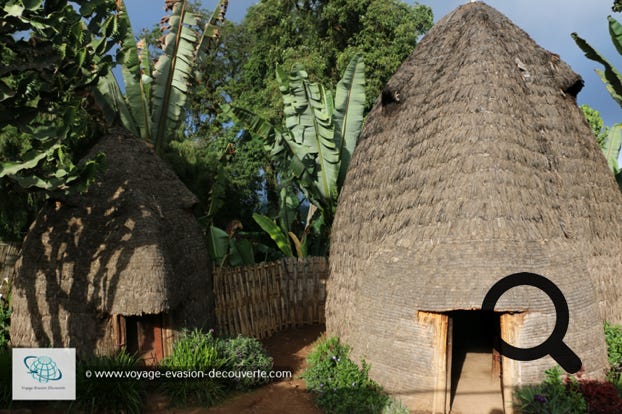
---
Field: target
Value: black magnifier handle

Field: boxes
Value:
[550,342,582,374]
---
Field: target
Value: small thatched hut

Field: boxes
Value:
[326,2,622,412]
[10,128,213,363]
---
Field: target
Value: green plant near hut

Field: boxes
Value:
[228,55,366,256]
[514,366,587,414]
[302,336,408,414]
[573,18,622,189]
[605,321,622,393]
[0,295,10,350]
[217,334,274,390]
[73,351,146,414]
[159,329,226,407]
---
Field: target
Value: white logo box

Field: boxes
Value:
[12,348,76,400]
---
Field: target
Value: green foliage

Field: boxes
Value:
[230,56,366,257]
[161,329,224,370]
[0,0,119,241]
[217,334,273,390]
[0,295,10,350]
[573,19,622,189]
[231,0,433,123]
[132,0,431,248]
[207,224,256,267]
[96,0,229,155]
[581,104,609,147]
[302,337,407,414]
[0,127,43,240]
[606,322,622,369]
[253,212,294,257]
[74,351,145,414]
[514,366,587,414]
[159,330,274,405]
[159,329,225,407]
[573,17,622,109]
[602,125,622,177]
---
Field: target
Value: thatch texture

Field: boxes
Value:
[326,1,622,408]
[10,128,213,357]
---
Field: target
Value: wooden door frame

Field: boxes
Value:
[420,310,514,414]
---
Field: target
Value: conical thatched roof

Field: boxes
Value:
[326,0,622,404]
[10,127,213,355]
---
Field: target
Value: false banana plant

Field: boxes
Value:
[96,0,229,155]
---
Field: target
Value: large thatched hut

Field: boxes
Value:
[326,2,622,413]
[10,128,213,363]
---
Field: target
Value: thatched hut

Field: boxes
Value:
[326,2,622,412]
[10,128,213,363]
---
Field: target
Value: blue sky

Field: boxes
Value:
[125,0,622,127]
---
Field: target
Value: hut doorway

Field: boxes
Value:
[447,310,504,414]
[113,313,174,365]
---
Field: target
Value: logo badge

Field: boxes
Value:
[23,355,63,383]
[12,348,76,400]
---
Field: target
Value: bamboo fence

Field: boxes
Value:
[213,256,328,339]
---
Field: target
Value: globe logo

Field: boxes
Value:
[23,355,63,383]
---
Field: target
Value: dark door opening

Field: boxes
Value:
[124,314,165,365]
[448,310,504,413]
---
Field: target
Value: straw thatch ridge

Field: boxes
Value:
[326,1,622,407]
[10,127,213,357]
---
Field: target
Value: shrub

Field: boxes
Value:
[605,321,622,368]
[514,366,587,414]
[380,397,410,414]
[218,334,273,390]
[0,293,10,350]
[159,329,225,407]
[302,336,405,414]
[0,348,11,408]
[73,350,145,414]
[578,379,622,414]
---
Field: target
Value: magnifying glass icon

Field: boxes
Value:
[481,272,582,374]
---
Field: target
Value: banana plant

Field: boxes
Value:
[227,55,366,227]
[572,17,622,109]
[95,0,229,155]
[0,0,116,195]
[603,124,622,175]
[572,16,622,188]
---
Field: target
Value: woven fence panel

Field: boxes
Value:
[214,257,328,339]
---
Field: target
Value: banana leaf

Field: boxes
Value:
[150,1,200,152]
[116,0,151,140]
[207,225,229,266]
[94,71,134,131]
[334,54,365,188]
[609,16,622,57]
[228,238,255,266]
[603,124,622,174]
[278,65,340,210]
[252,213,293,257]
[572,31,622,107]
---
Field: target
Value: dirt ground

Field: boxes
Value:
[144,325,325,414]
